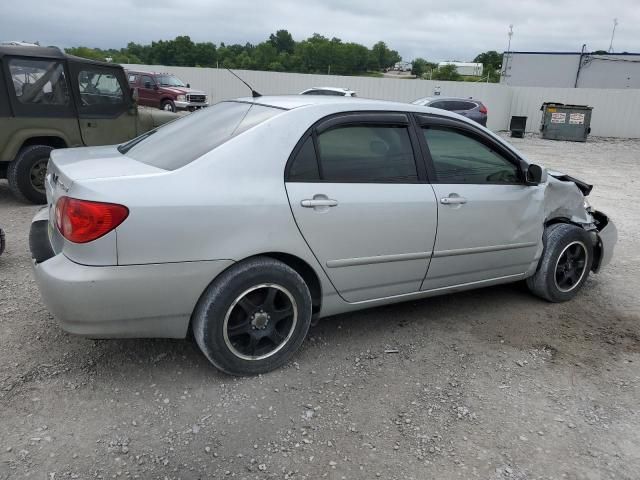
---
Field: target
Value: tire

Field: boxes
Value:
[526,223,594,302]
[192,257,313,376]
[160,99,176,112]
[7,145,53,204]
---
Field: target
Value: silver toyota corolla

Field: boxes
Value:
[30,96,617,375]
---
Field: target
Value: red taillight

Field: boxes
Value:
[479,104,488,114]
[55,196,129,244]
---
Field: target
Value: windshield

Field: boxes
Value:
[157,75,186,87]
[120,101,284,170]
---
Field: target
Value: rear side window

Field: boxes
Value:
[122,102,283,170]
[316,125,418,183]
[9,58,70,106]
[288,137,320,181]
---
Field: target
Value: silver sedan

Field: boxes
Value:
[30,96,617,375]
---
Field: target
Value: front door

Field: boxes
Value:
[138,74,159,108]
[69,63,137,146]
[285,113,438,302]
[417,119,544,290]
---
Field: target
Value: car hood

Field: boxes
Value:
[159,87,206,95]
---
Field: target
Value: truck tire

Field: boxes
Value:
[161,99,176,112]
[7,145,53,204]
[526,223,594,302]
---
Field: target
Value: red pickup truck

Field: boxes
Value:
[126,70,209,112]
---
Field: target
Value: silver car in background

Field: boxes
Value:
[30,96,616,375]
[412,96,488,126]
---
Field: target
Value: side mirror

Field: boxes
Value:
[153,84,159,91]
[525,163,546,185]
[144,81,152,89]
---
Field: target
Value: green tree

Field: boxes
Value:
[432,64,461,81]
[269,30,295,54]
[368,41,401,71]
[411,58,437,78]
[474,50,502,80]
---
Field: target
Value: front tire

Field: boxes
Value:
[7,145,53,204]
[161,99,176,112]
[526,223,594,302]
[192,257,313,376]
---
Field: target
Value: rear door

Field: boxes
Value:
[416,115,544,290]
[285,112,438,302]
[68,63,137,145]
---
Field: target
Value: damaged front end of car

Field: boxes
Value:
[544,171,617,273]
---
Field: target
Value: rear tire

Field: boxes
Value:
[526,223,593,302]
[7,145,53,204]
[192,257,312,376]
[161,100,176,112]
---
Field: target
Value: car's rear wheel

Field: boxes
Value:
[192,257,312,376]
[526,223,594,302]
[161,99,176,112]
[7,145,52,204]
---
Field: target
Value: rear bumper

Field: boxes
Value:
[29,217,233,338]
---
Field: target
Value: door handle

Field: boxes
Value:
[440,195,467,205]
[301,198,338,208]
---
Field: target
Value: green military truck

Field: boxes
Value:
[0,45,178,204]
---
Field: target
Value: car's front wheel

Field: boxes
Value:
[161,99,176,112]
[526,223,594,302]
[192,257,313,376]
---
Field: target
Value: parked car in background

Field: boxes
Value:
[412,96,488,126]
[0,45,179,204]
[126,70,208,112]
[30,96,616,376]
[300,87,356,97]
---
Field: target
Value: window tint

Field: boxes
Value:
[450,101,476,111]
[122,102,282,170]
[429,101,447,110]
[9,58,70,105]
[423,128,519,184]
[317,125,418,182]
[77,69,124,106]
[141,75,154,87]
[288,137,320,181]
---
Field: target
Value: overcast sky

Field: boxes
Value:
[1,0,638,61]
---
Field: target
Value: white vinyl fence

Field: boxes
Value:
[124,64,640,138]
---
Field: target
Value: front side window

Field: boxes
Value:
[141,75,154,88]
[9,58,70,105]
[77,69,124,106]
[423,127,520,184]
[316,125,418,182]
[156,75,186,87]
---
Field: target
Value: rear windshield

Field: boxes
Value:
[121,101,283,170]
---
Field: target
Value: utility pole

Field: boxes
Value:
[608,18,618,53]
[502,24,514,84]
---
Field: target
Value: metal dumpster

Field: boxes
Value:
[540,103,593,142]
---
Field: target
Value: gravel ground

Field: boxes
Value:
[0,134,638,480]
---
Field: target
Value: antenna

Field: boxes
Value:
[226,68,261,98]
[608,18,618,53]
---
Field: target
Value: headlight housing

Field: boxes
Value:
[176,94,186,102]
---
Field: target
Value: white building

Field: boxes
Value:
[501,51,640,88]
[437,62,484,76]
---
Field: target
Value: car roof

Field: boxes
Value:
[414,96,482,104]
[126,70,175,76]
[303,87,354,93]
[233,95,466,117]
[0,45,119,67]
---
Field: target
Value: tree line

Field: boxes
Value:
[65,30,502,81]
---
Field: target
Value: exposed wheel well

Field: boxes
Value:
[261,252,322,314]
[544,217,601,272]
[21,136,68,150]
